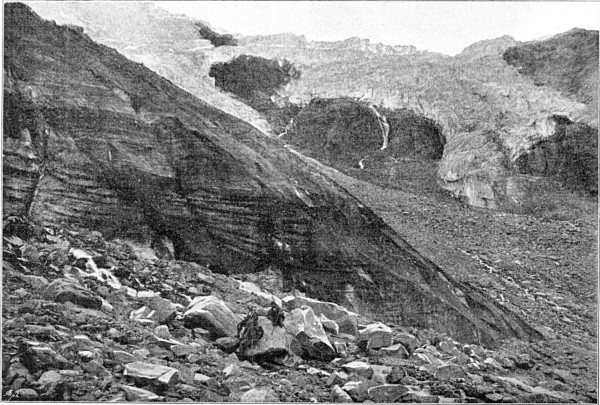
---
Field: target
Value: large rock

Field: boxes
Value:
[378,343,409,359]
[242,317,289,360]
[44,279,102,309]
[140,296,178,324]
[240,388,279,402]
[320,314,340,335]
[120,386,160,401]
[341,380,378,402]
[183,296,241,339]
[7,3,542,347]
[357,322,393,350]
[285,306,336,361]
[124,362,179,386]
[331,385,354,403]
[367,384,410,403]
[342,361,374,379]
[283,296,358,335]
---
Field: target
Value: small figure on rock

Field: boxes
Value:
[267,301,285,327]
[237,305,264,355]
[237,305,258,338]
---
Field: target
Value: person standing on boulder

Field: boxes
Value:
[237,306,264,355]
[237,305,258,338]
[266,301,285,327]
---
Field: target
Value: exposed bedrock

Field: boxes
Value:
[515,116,598,195]
[290,98,445,163]
[503,28,599,112]
[3,3,541,346]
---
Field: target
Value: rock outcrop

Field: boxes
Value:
[515,115,598,195]
[285,98,445,165]
[208,30,597,209]
[4,3,541,346]
[503,28,599,112]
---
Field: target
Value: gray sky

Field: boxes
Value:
[155,1,599,56]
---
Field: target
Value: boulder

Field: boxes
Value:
[342,380,378,402]
[183,296,241,339]
[222,364,241,378]
[120,385,160,401]
[320,314,340,335]
[435,363,468,381]
[283,296,358,335]
[367,384,409,402]
[242,317,289,361]
[112,350,136,364]
[238,281,282,307]
[285,306,336,361]
[44,279,102,309]
[327,371,349,387]
[124,362,179,386]
[215,337,239,353]
[394,332,422,353]
[240,388,279,402]
[386,366,407,384]
[140,296,178,324]
[154,325,171,339]
[37,370,63,387]
[194,373,212,383]
[22,341,72,372]
[358,322,393,350]
[379,343,409,358]
[81,360,111,378]
[14,389,39,401]
[342,361,374,379]
[331,385,354,403]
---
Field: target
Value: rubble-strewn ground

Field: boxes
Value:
[2,205,597,402]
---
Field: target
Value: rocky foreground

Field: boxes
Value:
[2,217,595,403]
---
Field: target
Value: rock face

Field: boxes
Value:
[503,28,599,112]
[208,29,597,209]
[4,3,541,346]
[25,1,275,136]
[515,116,597,195]
[288,98,445,165]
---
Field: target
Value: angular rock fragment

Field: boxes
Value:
[320,314,340,335]
[215,336,239,353]
[435,363,467,381]
[331,384,354,403]
[124,362,180,386]
[342,361,374,379]
[112,350,136,364]
[44,279,102,309]
[358,322,393,350]
[342,379,378,402]
[240,388,279,402]
[283,296,359,335]
[367,384,410,403]
[286,306,336,361]
[378,343,409,358]
[183,296,241,339]
[120,385,160,401]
